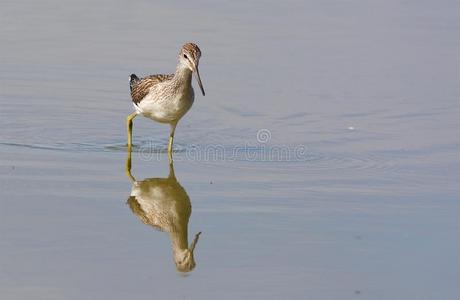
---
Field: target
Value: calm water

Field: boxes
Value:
[1,1,459,299]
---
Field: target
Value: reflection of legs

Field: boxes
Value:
[168,122,177,160]
[167,154,175,179]
[125,146,135,182]
[126,112,137,151]
[125,112,137,182]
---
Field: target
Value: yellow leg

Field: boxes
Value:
[126,112,137,152]
[168,123,177,160]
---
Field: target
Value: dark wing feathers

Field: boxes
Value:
[130,74,174,104]
[129,74,140,92]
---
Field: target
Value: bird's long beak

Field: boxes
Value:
[194,66,205,96]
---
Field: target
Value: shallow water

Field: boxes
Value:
[1,1,459,299]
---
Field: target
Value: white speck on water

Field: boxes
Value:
[348,126,355,131]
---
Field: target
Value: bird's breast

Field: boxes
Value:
[136,86,194,123]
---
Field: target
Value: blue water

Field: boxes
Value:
[1,1,459,299]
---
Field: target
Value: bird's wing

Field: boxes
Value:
[131,74,174,104]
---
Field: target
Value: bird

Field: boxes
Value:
[126,42,205,158]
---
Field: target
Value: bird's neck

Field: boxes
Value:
[172,64,192,90]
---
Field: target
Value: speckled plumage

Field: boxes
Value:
[129,42,203,112]
[130,73,174,104]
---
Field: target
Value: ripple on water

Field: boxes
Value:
[0,140,423,176]
[0,140,187,154]
[176,143,401,175]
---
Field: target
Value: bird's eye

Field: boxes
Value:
[183,54,188,59]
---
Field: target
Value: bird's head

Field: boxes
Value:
[179,42,205,96]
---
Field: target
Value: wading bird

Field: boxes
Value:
[126,43,205,158]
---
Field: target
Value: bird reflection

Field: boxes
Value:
[125,152,201,273]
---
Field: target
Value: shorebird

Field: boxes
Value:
[126,42,205,158]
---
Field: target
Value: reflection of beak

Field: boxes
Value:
[193,66,205,96]
[189,231,201,252]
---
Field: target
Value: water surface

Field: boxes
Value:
[1,1,459,299]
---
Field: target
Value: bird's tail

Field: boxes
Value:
[129,74,140,92]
